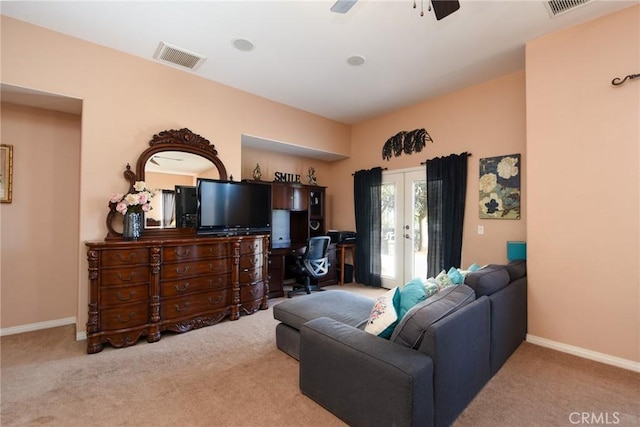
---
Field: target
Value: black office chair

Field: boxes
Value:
[287,236,331,298]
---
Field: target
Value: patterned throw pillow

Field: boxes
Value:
[364,287,401,339]
[435,270,453,289]
[423,279,440,298]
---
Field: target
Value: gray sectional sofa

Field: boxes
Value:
[273,260,527,427]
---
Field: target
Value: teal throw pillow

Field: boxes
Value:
[468,263,481,272]
[364,287,401,339]
[400,278,427,318]
[447,266,464,285]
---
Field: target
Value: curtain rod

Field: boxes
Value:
[351,167,388,176]
[420,152,472,165]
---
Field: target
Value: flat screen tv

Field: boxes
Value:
[196,179,271,236]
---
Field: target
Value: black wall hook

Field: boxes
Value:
[611,73,640,86]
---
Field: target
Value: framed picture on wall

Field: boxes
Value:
[479,153,521,219]
[0,144,13,203]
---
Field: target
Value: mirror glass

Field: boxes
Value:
[143,151,220,229]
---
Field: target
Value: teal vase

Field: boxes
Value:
[123,212,142,241]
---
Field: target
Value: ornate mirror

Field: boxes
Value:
[106,128,228,240]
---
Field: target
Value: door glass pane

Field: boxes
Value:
[412,179,427,279]
[381,182,396,278]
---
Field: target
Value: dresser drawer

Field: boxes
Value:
[162,243,231,262]
[100,302,149,330]
[161,289,231,320]
[100,284,148,306]
[240,266,262,284]
[240,281,265,302]
[100,248,149,267]
[161,258,230,280]
[161,273,231,297]
[100,266,150,286]
[239,253,263,270]
[240,239,263,256]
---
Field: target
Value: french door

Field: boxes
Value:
[380,168,427,288]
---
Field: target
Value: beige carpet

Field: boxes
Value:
[1,283,638,427]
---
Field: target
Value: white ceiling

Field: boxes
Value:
[1,0,636,126]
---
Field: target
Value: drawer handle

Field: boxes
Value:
[174,248,191,257]
[116,272,136,282]
[175,266,190,275]
[249,288,259,297]
[208,296,223,304]
[208,246,221,254]
[248,257,258,266]
[116,253,136,263]
[116,290,136,301]
[208,262,222,271]
[116,312,135,323]
[208,278,223,288]
[175,302,190,312]
[174,282,190,292]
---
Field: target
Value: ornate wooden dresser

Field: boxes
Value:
[85,234,269,353]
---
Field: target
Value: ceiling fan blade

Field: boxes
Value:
[155,155,183,161]
[431,0,460,20]
[331,0,357,14]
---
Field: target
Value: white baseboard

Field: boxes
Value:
[0,317,76,337]
[526,334,640,373]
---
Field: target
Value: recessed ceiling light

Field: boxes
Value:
[347,55,366,66]
[232,38,254,52]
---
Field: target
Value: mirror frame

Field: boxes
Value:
[106,128,228,240]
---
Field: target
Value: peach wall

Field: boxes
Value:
[145,171,195,190]
[526,6,639,363]
[241,147,334,228]
[326,71,527,268]
[0,16,350,334]
[0,103,81,328]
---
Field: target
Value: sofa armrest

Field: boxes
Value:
[300,317,435,427]
[418,296,491,427]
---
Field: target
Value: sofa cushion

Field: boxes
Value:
[364,287,401,338]
[505,259,526,281]
[390,285,476,349]
[273,290,373,331]
[464,265,510,297]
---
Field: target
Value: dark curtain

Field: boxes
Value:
[426,153,469,276]
[353,167,382,287]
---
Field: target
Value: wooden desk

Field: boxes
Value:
[337,243,355,286]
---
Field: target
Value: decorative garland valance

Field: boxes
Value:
[382,128,433,161]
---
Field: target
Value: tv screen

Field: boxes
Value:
[196,179,271,235]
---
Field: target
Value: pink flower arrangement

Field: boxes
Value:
[109,181,154,215]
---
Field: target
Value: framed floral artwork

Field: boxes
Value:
[479,153,520,219]
[0,144,13,203]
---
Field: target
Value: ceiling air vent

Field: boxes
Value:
[153,42,206,71]
[544,0,593,17]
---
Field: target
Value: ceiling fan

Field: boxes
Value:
[331,0,460,20]
[149,155,184,166]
